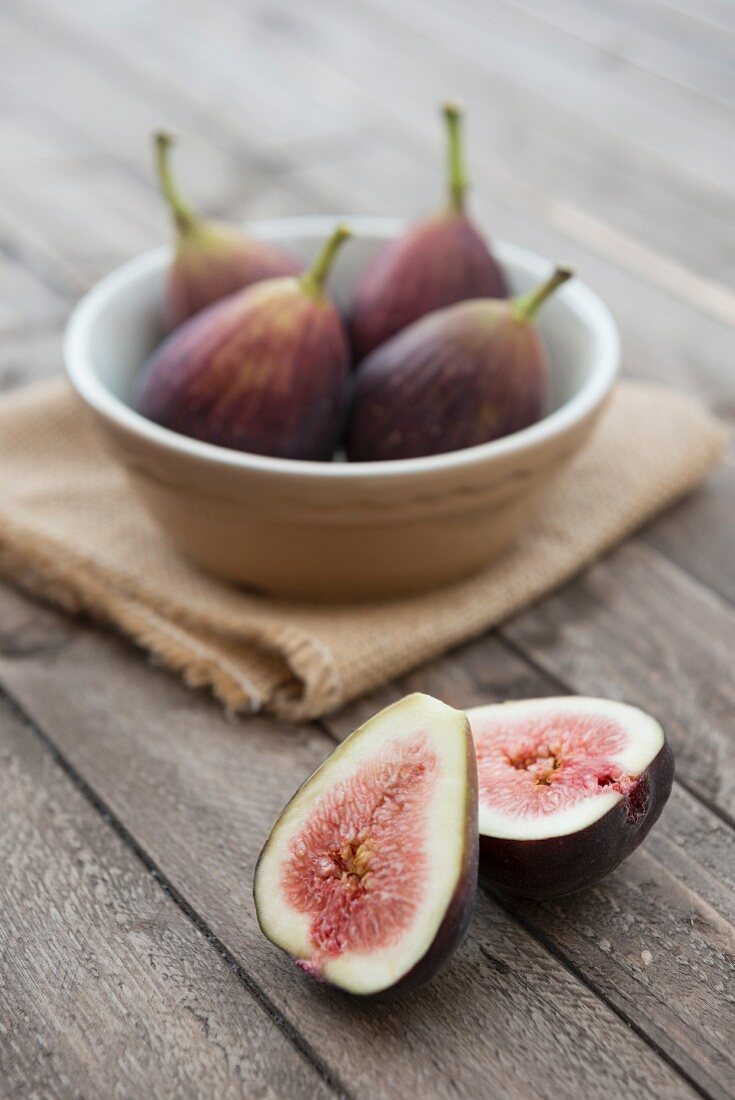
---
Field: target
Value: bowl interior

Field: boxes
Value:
[74,216,613,448]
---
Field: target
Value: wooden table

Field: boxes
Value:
[1,1,733,1097]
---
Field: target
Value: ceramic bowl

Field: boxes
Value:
[64,215,619,600]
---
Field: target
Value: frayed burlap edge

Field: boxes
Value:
[0,516,343,719]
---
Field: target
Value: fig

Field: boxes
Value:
[154,132,304,330]
[136,225,352,460]
[467,697,674,899]
[346,265,572,462]
[254,693,478,997]
[349,102,508,361]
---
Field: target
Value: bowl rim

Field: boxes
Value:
[64,214,620,480]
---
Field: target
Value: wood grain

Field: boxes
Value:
[643,454,735,604]
[0,695,333,1100]
[7,0,735,308]
[248,0,735,275]
[0,585,702,1100]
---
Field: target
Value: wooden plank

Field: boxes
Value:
[0,330,64,394]
[1,0,352,167]
[0,696,334,1100]
[0,26,332,291]
[648,0,735,36]
[643,454,735,605]
[335,0,735,171]
[476,0,735,108]
[324,634,735,1100]
[0,585,700,1100]
[241,0,735,239]
[7,0,735,302]
[0,251,68,335]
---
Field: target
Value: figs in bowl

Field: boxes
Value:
[64,216,619,600]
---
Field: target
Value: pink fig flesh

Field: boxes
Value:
[468,697,674,899]
[254,693,478,997]
[154,132,303,330]
[136,226,352,460]
[349,103,507,361]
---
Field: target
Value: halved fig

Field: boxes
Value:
[254,693,478,996]
[468,697,674,899]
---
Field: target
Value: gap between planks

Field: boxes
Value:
[0,584,719,1100]
[3,0,735,327]
[0,687,352,1100]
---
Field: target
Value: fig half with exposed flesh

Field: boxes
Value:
[468,697,674,899]
[254,693,478,996]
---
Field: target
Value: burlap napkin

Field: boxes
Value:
[0,377,727,720]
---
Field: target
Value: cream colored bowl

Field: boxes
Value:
[64,216,619,600]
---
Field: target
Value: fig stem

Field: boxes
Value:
[300,224,352,297]
[154,131,198,235]
[443,101,467,215]
[513,266,574,323]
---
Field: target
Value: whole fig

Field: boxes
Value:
[154,132,304,330]
[136,225,352,461]
[349,103,507,361]
[347,266,572,462]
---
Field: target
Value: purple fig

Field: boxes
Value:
[136,225,352,460]
[349,102,508,361]
[154,132,304,330]
[346,265,572,462]
[468,697,674,899]
[254,693,478,997]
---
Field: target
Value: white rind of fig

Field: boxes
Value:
[254,693,478,997]
[468,696,674,899]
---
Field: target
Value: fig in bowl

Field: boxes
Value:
[64,216,619,599]
[154,132,304,330]
[254,693,478,996]
[467,696,674,899]
[347,265,572,462]
[349,102,507,361]
[136,225,352,461]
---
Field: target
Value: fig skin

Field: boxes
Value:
[165,223,304,333]
[136,226,352,461]
[481,742,674,900]
[350,213,507,363]
[253,693,479,998]
[347,267,571,463]
[349,103,507,362]
[154,132,303,330]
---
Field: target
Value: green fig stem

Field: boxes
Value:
[300,224,352,298]
[443,101,468,215]
[154,131,199,235]
[513,266,574,323]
